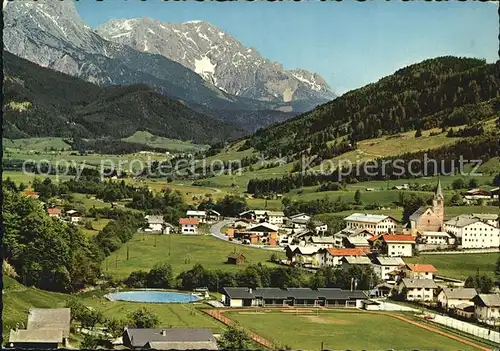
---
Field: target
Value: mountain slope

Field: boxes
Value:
[3,51,244,143]
[97,17,335,107]
[245,57,500,156]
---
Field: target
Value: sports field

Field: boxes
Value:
[225,309,487,350]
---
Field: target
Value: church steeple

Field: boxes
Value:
[433,178,444,229]
[434,178,443,200]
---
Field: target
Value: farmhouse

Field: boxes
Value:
[409,180,444,234]
[311,220,328,234]
[398,278,438,302]
[288,213,311,222]
[266,211,285,225]
[205,209,221,223]
[344,213,399,235]
[334,228,373,248]
[380,235,415,257]
[437,288,477,311]
[222,287,368,308]
[344,236,370,249]
[123,328,218,350]
[233,218,254,229]
[307,235,335,248]
[444,215,500,249]
[227,252,246,265]
[404,264,437,280]
[238,223,280,245]
[471,294,500,326]
[186,210,207,223]
[289,217,309,230]
[145,215,165,233]
[417,231,452,245]
[179,218,200,234]
[371,257,405,281]
[47,208,62,218]
[66,210,82,224]
[463,188,491,203]
[472,213,499,228]
[285,245,321,267]
[340,256,371,270]
[8,329,64,349]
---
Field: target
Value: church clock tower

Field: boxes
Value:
[432,179,444,229]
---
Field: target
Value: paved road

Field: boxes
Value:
[210,220,284,252]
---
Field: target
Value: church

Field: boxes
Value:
[408,180,444,235]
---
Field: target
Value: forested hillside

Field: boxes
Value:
[245,57,500,157]
[3,51,244,144]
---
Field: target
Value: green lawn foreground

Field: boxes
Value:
[102,234,284,279]
[225,309,484,351]
[406,253,498,279]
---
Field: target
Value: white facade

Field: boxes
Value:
[186,210,207,223]
[475,305,500,325]
[445,220,499,249]
[405,287,435,302]
[387,242,413,257]
[267,212,285,225]
[419,232,450,245]
[372,257,405,281]
[181,224,198,234]
[344,213,399,235]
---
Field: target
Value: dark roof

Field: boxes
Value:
[472,294,500,307]
[9,329,63,344]
[125,328,215,348]
[146,341,218,350]
[227,252,245,259]
[27,308,70,338]
[223,287,367,300]
[409,206,432,221]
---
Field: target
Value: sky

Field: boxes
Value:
[74,0,498,95]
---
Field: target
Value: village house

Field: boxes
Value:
[285,245,322,267]
[288,213,312,222]
[437,287,477,311]
[222,287,368,308]
[379,235,415,257]
[334,228,373,248]
[311,220,328,234]
[235,223,280,245]
[344,213,399,235]
[340,256,372,270]
[289,217,309,230]
[471,294,500,326]
[9,308,71,349]
[186,210,207,223]
[233,218,255,229]
[227,252,246,265]
[123,328,218,350]
[398,278,438,302]
[179,218,199,234]
[444,215,500,249]
[307,235,336,248]
[205,209,221,223]
[371,257,405,282]
[371,282,395,298]
[145,215,165,232]
[47,208,62,219]
[472,213,499,228]
[417,231,452,246]
[65,210,82,224]
[454,303,475,320]
[404,264,438,280]
[463,188,491,204]
[409,180,444,235]
[319,248,368,267]
[344,236,370,250]
[266,211,285,225]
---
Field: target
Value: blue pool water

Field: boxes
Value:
[105,290,201,303]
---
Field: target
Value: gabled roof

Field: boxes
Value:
[291,218,309,225]
[406,264,437,273]
[289,213,310,219]
[420,231,450,238]
[325,248,367,257]
[440,288,477,300]
[146,341,218,350]
[47,208,61,215]
[382,235,415,243]
[344,213,391,223]
[9,329,63,344]
[471,213,499,221]
[125,328,215,348]
[186,210,206,216]
[401,278,438,289]
[66,209,80,216]
[287,245,320,255]
[373,257,405,266]
[247,222,279,232]
[145,215,164,224]
[445,215,481,228]
[341,256,371,265]
[223,287,367,300]
[309,236,335,244]
[27,308,70,338]
[472,294,500,307]
[409,206,433,221]
[179,218,199,225]
[267,211,285,217]
[206,209,221,216]
[227,252,246,259]
[346,237,370,246]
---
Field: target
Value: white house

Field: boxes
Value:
[404,264,437,280]
[233,218,254,229]
[381,235,415,257]
[418,231,451,245]
[144,215,165,233]
[288,213,312,222]
[371,257,405,281]
[179,218,200,234]
[472,294,500,326]
[472,213,499,228]
[307,236,335,248]
[333,228,373,248]
[186,210,207,223]
[312,220,328,234]
[437,288,477,311]
[444,215,500,249]
[344,213,399,235]
[266,211,285,226]
[285,245,322,267]
[66,210,82,224]
[205,209,221,223]
[398,278,438,302]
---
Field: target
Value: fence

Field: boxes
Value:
[203,309,277,349]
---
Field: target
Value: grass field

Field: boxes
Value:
[123,131,208,153]
[3,137,71,151]
[225,309,484,351]
[102,234,284,279]
[406,253,498,279]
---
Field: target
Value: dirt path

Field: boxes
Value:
[205,308,492,351]
[368,311,492,351]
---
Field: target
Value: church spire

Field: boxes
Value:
[435,177,443,200]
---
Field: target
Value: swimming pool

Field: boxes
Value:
[105,290,201,303]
